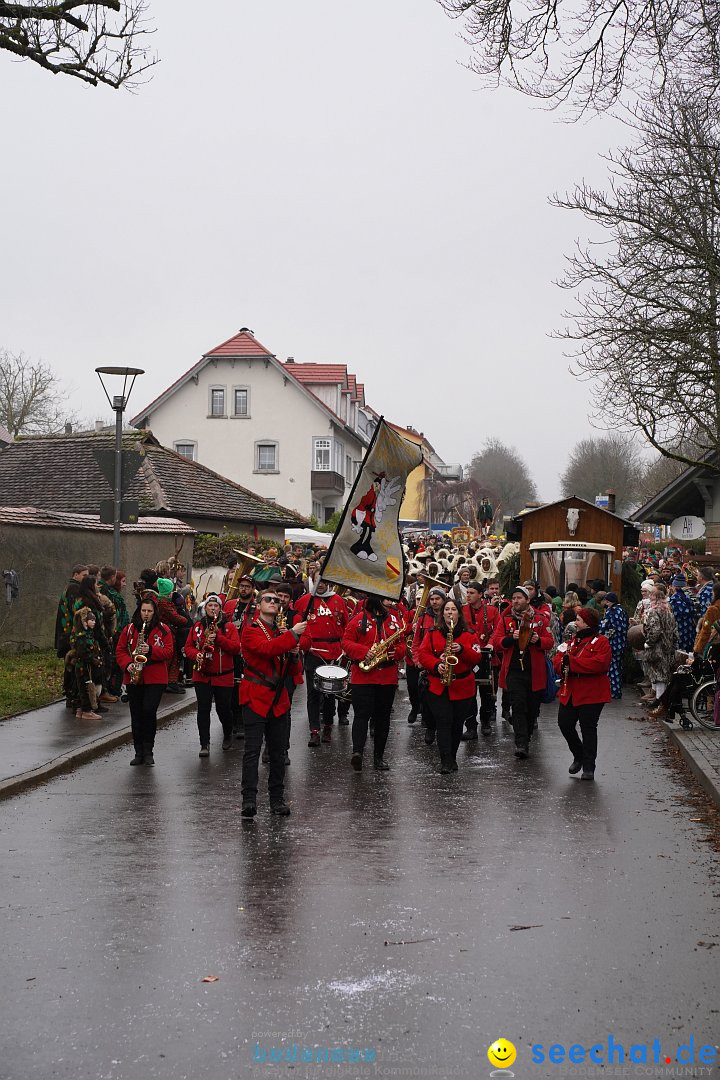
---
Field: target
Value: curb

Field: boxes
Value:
[660,719,720,809]
[0,698,196,801]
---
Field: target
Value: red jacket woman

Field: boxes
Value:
[552,607,611,781]
[418,626,480,701]
[185,613,241,687]
[341,605,406,686]
[115,595,174,767]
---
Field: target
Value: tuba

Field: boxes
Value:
[407,572,447,647]
[225,550,264,601]
[130,622,149,685]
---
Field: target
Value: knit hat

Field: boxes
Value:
[640,579,654,592]
[604,592,619,605]
[577,606,601,628]
[428,587,447,599]
[672,574,687,586]
[512,586,530,599]
[157,577,174,598]
[204,593,222,607]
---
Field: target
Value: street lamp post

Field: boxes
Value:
[95,367,144,567]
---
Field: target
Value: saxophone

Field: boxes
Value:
[440,617,459,686]
[359,626,406,672]
[130,622,149,685]
[194,616,218,673]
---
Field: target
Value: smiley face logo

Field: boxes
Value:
[488,1039,517,1069]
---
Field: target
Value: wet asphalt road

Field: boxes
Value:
[1,684,718,1080]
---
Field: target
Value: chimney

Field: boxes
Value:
[64,422,73,435]
[606,490,616,513]
[95,420,104,432]
[286,356,295,364]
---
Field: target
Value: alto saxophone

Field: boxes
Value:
[130,621,149,685]
[359,626,406,672]
[440,617,459,686]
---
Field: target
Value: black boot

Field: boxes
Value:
[143,745,155,766]
[130,747,144,766]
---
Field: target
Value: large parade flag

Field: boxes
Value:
[321,418,422,600]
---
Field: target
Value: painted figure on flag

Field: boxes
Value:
[350,471,402,562]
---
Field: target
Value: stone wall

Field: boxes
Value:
[0,523,195,652]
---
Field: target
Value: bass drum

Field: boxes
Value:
[314,663,351,700]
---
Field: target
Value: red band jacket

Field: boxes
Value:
[185,618,241,687]
[489,609,554,692]
[341,609,407,686]
[240,619,302,717]
[293,592,348,661]
[418,628,482,700]
[116,622,174,686]
[553,632,611,706]
[462,601,501,667]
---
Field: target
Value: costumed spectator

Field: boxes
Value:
[133,567,160,605]
[692,582,720,659]
[631,579,655,700]
[545,586,563,616]
[696,566,715,617]
[668,574,696,652]
[561,591,580,631]
[490,586,553,760]
[73,576,112,704]
[294,579,349,747]
[643,585,679,702]
[419,597,483,773]
[156,577,190,694]
[462,581,500,737]
[55,563,88,709]
[554,607,611,781]
[239,588,308,818]
[66,606,105,720]
[185,594,241,757]
[116,595,174,766]
[98,566,129,697]
[342,595,406,772]
[524,579,552,620]
[452,566,472,607]
[599,592,629,699]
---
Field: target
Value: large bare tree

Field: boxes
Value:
[467,438,538,518]
[555,90,720,474]
[559,433,644,515]
[438,0,720,111]
[0,1,156,88]
[0,349,76,436]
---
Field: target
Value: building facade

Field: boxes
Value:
[131,330,377,523]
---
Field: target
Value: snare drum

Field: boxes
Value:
[313,663,350,699]
[474,646,494,687]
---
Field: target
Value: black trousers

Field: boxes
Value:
[304,653,339,729]
[351,683,396,759]
[127,683,164,753]
[557,700,604,771]
[506,667,542,748]
[242,706,289,804]
[426,691,469,763]
[194,682,233,745]
[406,665,422,715]
[464,683,496,731]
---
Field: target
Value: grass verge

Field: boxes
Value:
[0,649,63,720]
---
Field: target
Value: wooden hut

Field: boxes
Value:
[507,496,639,595]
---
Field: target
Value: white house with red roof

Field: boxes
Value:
[130,328,377,522]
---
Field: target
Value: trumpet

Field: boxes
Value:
[276,607,287,631]
[359,626,406,672]
[407,572,447,646]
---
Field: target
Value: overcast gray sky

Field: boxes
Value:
[0,0,627,500]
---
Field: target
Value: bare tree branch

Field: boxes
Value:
[0,0,157,88]
[438,0,720,112]
[0,349,77,436]
[554,88,720,473]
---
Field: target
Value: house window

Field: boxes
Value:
[174,442,196,461]
[334,440,344,474]
[209,387,225,417]
[255,442,278,472]
[345,454,352,483]
[233,387,250,417]
[313,438,331,471]
[312,500,322,520]
[324,506,336,524]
